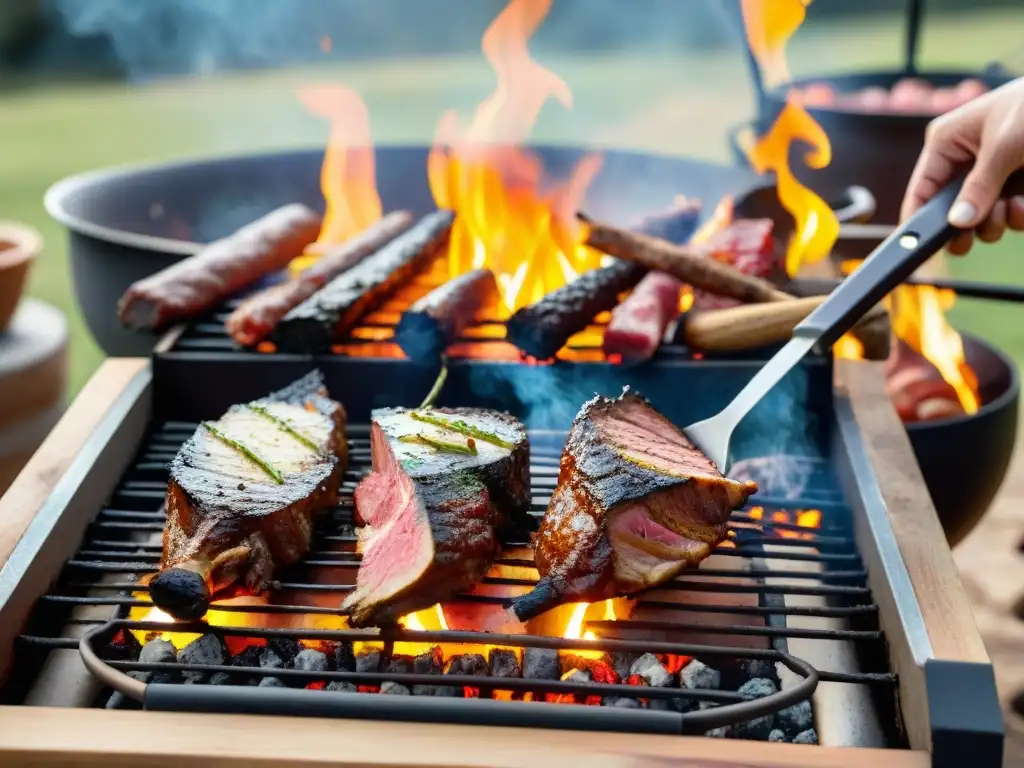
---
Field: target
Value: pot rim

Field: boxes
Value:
[903,332,1019,432]
[0,221,43,269]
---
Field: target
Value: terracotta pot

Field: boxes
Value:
[0,222,41,332]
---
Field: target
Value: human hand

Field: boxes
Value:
[901,76,1024,255]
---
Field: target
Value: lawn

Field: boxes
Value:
[1,7,1022,396]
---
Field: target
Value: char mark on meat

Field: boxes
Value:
[343,407,529,627]
[512,388,756,622]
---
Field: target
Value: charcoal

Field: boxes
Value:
[609,652,639,681]
[130,638,180,685]
[228,645,263,685]
[732,678,779,741]
[411,648,458,696]
[177,634,226,684]
[293,649,329,674]
[792,729,818,745]
[258,676,287,688]
[385,656,414,676]
[699,702,730,739]
[607,697,641,708]
[105,691,140,709]
[325,680,358,693]
[333,642,356,672]
[523,648,560,680]
[259,646,287,671]
[489,649,521,679]
[768,729,787,743]
[679,659,721,691]
[355,651,382,674]
[107,631,142,662]
[777,700,813,737]
[413,648,443,675]
[208,671,233,686]
[742,659,778,684]
[446,654,488,677]
[563,668,591,685]
[381,681,412,695]
[629,654,673,688]
[266,638,301,665]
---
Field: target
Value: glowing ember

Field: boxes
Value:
[292,84,382,273]
[746,505,822,541]
[426,0,604,312]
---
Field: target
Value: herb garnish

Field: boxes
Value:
[245,403,320,452]
[202,422,284,484]
[410,411,513,449]
[399,433,478,455]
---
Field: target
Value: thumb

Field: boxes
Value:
[949,145,1016,228]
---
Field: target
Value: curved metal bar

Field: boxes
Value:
[81,618,819,732]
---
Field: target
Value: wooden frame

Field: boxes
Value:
[0,358,997,767]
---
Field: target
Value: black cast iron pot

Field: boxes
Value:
[737,67,1016,224]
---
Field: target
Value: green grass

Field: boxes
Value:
[1,7,1021,396]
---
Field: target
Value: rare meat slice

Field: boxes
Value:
[511,389,757,622]
[602,271,684,362]
[692,218,776,311]
[150,371,347,620]
[343,407,529,627]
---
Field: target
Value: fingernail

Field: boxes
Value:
[948,201,977,227]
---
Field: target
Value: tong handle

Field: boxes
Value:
[794,171,1024,349]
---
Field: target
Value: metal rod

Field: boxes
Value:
[904,0,924,75]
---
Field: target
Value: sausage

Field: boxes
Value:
[117,203,322,332]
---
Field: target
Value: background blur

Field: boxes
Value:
[1,0,1023,395]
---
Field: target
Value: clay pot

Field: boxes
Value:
[0,222,41,332]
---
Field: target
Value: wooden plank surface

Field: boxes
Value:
[835,358,989,664]
[0,706,928,768]
[0,357,148,571]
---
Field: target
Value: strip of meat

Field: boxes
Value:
[601,272,683,362]
[226,211,414,347]
[343,407,529,627]
[394,268,499,361]
[273,210,455,354]
[511,388,757,622]
[579,212,790,304]
[505,204,701,360]
[117,204,322,332]
[149,371,347,620]
[692,218,776,310]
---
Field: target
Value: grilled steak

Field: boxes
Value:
[512,389,757,622]
[150,371,347,620]
[343,407,529,627]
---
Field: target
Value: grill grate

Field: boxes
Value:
[11,423,898,736]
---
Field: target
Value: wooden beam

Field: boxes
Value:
[0,706,928,768]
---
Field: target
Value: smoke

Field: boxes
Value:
[46,0,739,81]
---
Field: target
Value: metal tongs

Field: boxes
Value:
[685,172,1024,471]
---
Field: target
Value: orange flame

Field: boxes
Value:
[561,599,623,660]
[427,0,603,312]
[746,101,839,276]
[293,84,382,273]
[746,506,822,540]
[741,0,813,88]
[891,284,980,413]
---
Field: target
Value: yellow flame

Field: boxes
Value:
[746,101,839,277]
[741,0,814,88]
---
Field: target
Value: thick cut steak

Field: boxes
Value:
[343,407,529,627]
[150,371,347,620]
[512,389,757,622]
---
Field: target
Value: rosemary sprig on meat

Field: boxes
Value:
[202,422,284,484]
[399,433,478,455]
[409,411,513,450]
[245,403,320,452]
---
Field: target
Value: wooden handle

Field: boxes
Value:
[681,296,828,352]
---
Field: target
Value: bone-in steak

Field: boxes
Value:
[512,388,757,622]
[150,371,347,620]
[343,407,529,627]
